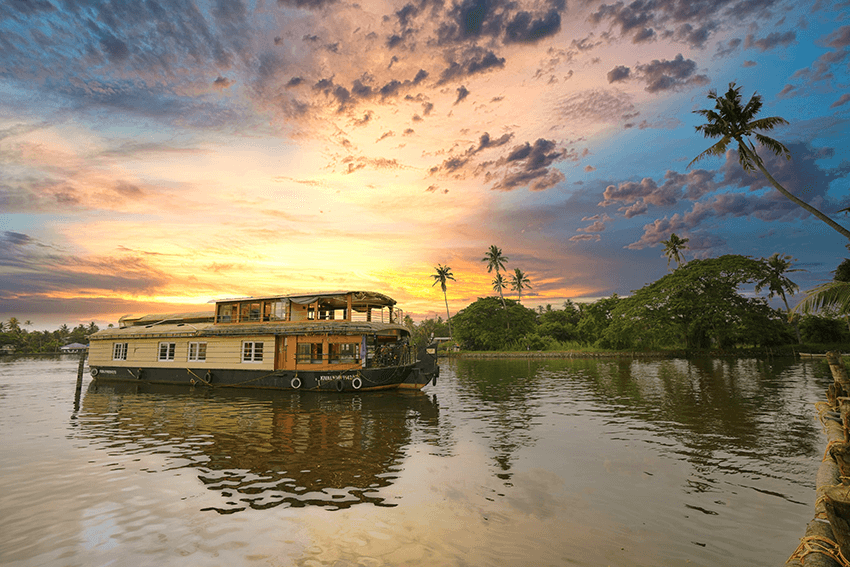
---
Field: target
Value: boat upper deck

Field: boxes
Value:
[91,291,409,341]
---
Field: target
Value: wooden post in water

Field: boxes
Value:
[75,349,86,398]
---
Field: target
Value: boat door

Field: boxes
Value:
[275,336,286,370]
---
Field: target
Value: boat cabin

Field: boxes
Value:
[94,291,411,375]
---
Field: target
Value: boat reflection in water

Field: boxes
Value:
[77,381,440,513]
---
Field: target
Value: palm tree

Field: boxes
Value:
[661,233,689,270]
[690,82,850,242]
[492,272,508,299]
[510,268,531,303]
[7,317,20,334]
[755,253,803,343]
[794,281,850,319]
[482,245,509,308]
[431,264,456,339]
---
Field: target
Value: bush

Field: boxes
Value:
[799,315,849,344]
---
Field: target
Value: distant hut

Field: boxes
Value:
[60,343,88,354]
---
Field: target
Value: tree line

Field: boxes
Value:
[414,253,850,352]
[420,82,850,352]
[0,318,100,354]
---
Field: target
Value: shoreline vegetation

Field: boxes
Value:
[449,346,848,359]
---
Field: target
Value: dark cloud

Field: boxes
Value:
[0,232,172,298]
[277,0,339,9]
[826,25,850,48]
[607,65,631,83]
[100,34,130,63]
[488,138,568,191]
[715,38,742,58]
[632,27,656,43]
[588,0,788,50]
[455,85,470,104]
[634,54,709,93]
[606,142,850,250]
[831,93,850,108]
[213,76,234,89]
[311,69,431,112]
[430,131,514,175]
[3,231,34,246]
[504,10,562,44]
[434,0,567,47]
[437,50,505,84]
[745,30,796,51]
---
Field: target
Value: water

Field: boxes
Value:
[0,355,831,566]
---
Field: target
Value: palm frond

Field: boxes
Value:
[737,140,757,171]
[748,116,789,131]
[754,134,791,159]
[793,281,850,314]
[688,138,730,168]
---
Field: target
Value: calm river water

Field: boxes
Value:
[0,355,833,566]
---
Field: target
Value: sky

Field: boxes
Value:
[1,0,849,330]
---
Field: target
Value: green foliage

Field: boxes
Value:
[604,255,792,349]
[799,315,850,344]
[410,317,451,347]
[835,259,850,283]
[575,295,623,347]
[0,320,99,353]
[513,333,561,351]
[452,297,537,351]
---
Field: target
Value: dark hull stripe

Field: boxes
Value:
[89,364,429,392]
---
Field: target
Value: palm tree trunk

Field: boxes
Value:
[781,294,802,344]
[743,143,850,241]
[444,292,452,339]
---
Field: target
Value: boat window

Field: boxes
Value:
[158,342,176,361]
[274,301,287,321]
[296,343,311,363]
[188,342,207,362]
[217,304,233,323]
[239,302,261,322]
[112,342,128,360]
[242,341,263,363]
[329,343,359,363]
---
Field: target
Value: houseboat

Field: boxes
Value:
[87,291,439,392]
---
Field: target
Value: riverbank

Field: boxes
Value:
[452,347,847,359]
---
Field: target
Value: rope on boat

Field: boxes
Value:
[186,368,211,386]
[788,534,850,567]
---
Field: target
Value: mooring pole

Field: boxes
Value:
[74,349,86,408]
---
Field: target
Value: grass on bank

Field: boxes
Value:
[434,340,849,357]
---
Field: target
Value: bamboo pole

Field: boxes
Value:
[828,352,850,391]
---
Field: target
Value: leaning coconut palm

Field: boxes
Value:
[482,245,509,308]
[690,83,850,242]
[794,281,850,317]
[431,264,456,339]
[661,233,689,270]
[755,253,803,343]
[510,268,531,303]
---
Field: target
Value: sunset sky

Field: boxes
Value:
[1,0,849,329]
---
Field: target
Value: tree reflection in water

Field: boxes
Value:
[450,356,827,498]
[75,383,440,513]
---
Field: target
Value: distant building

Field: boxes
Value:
[60,343,88,354]
[0,345,15,354]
